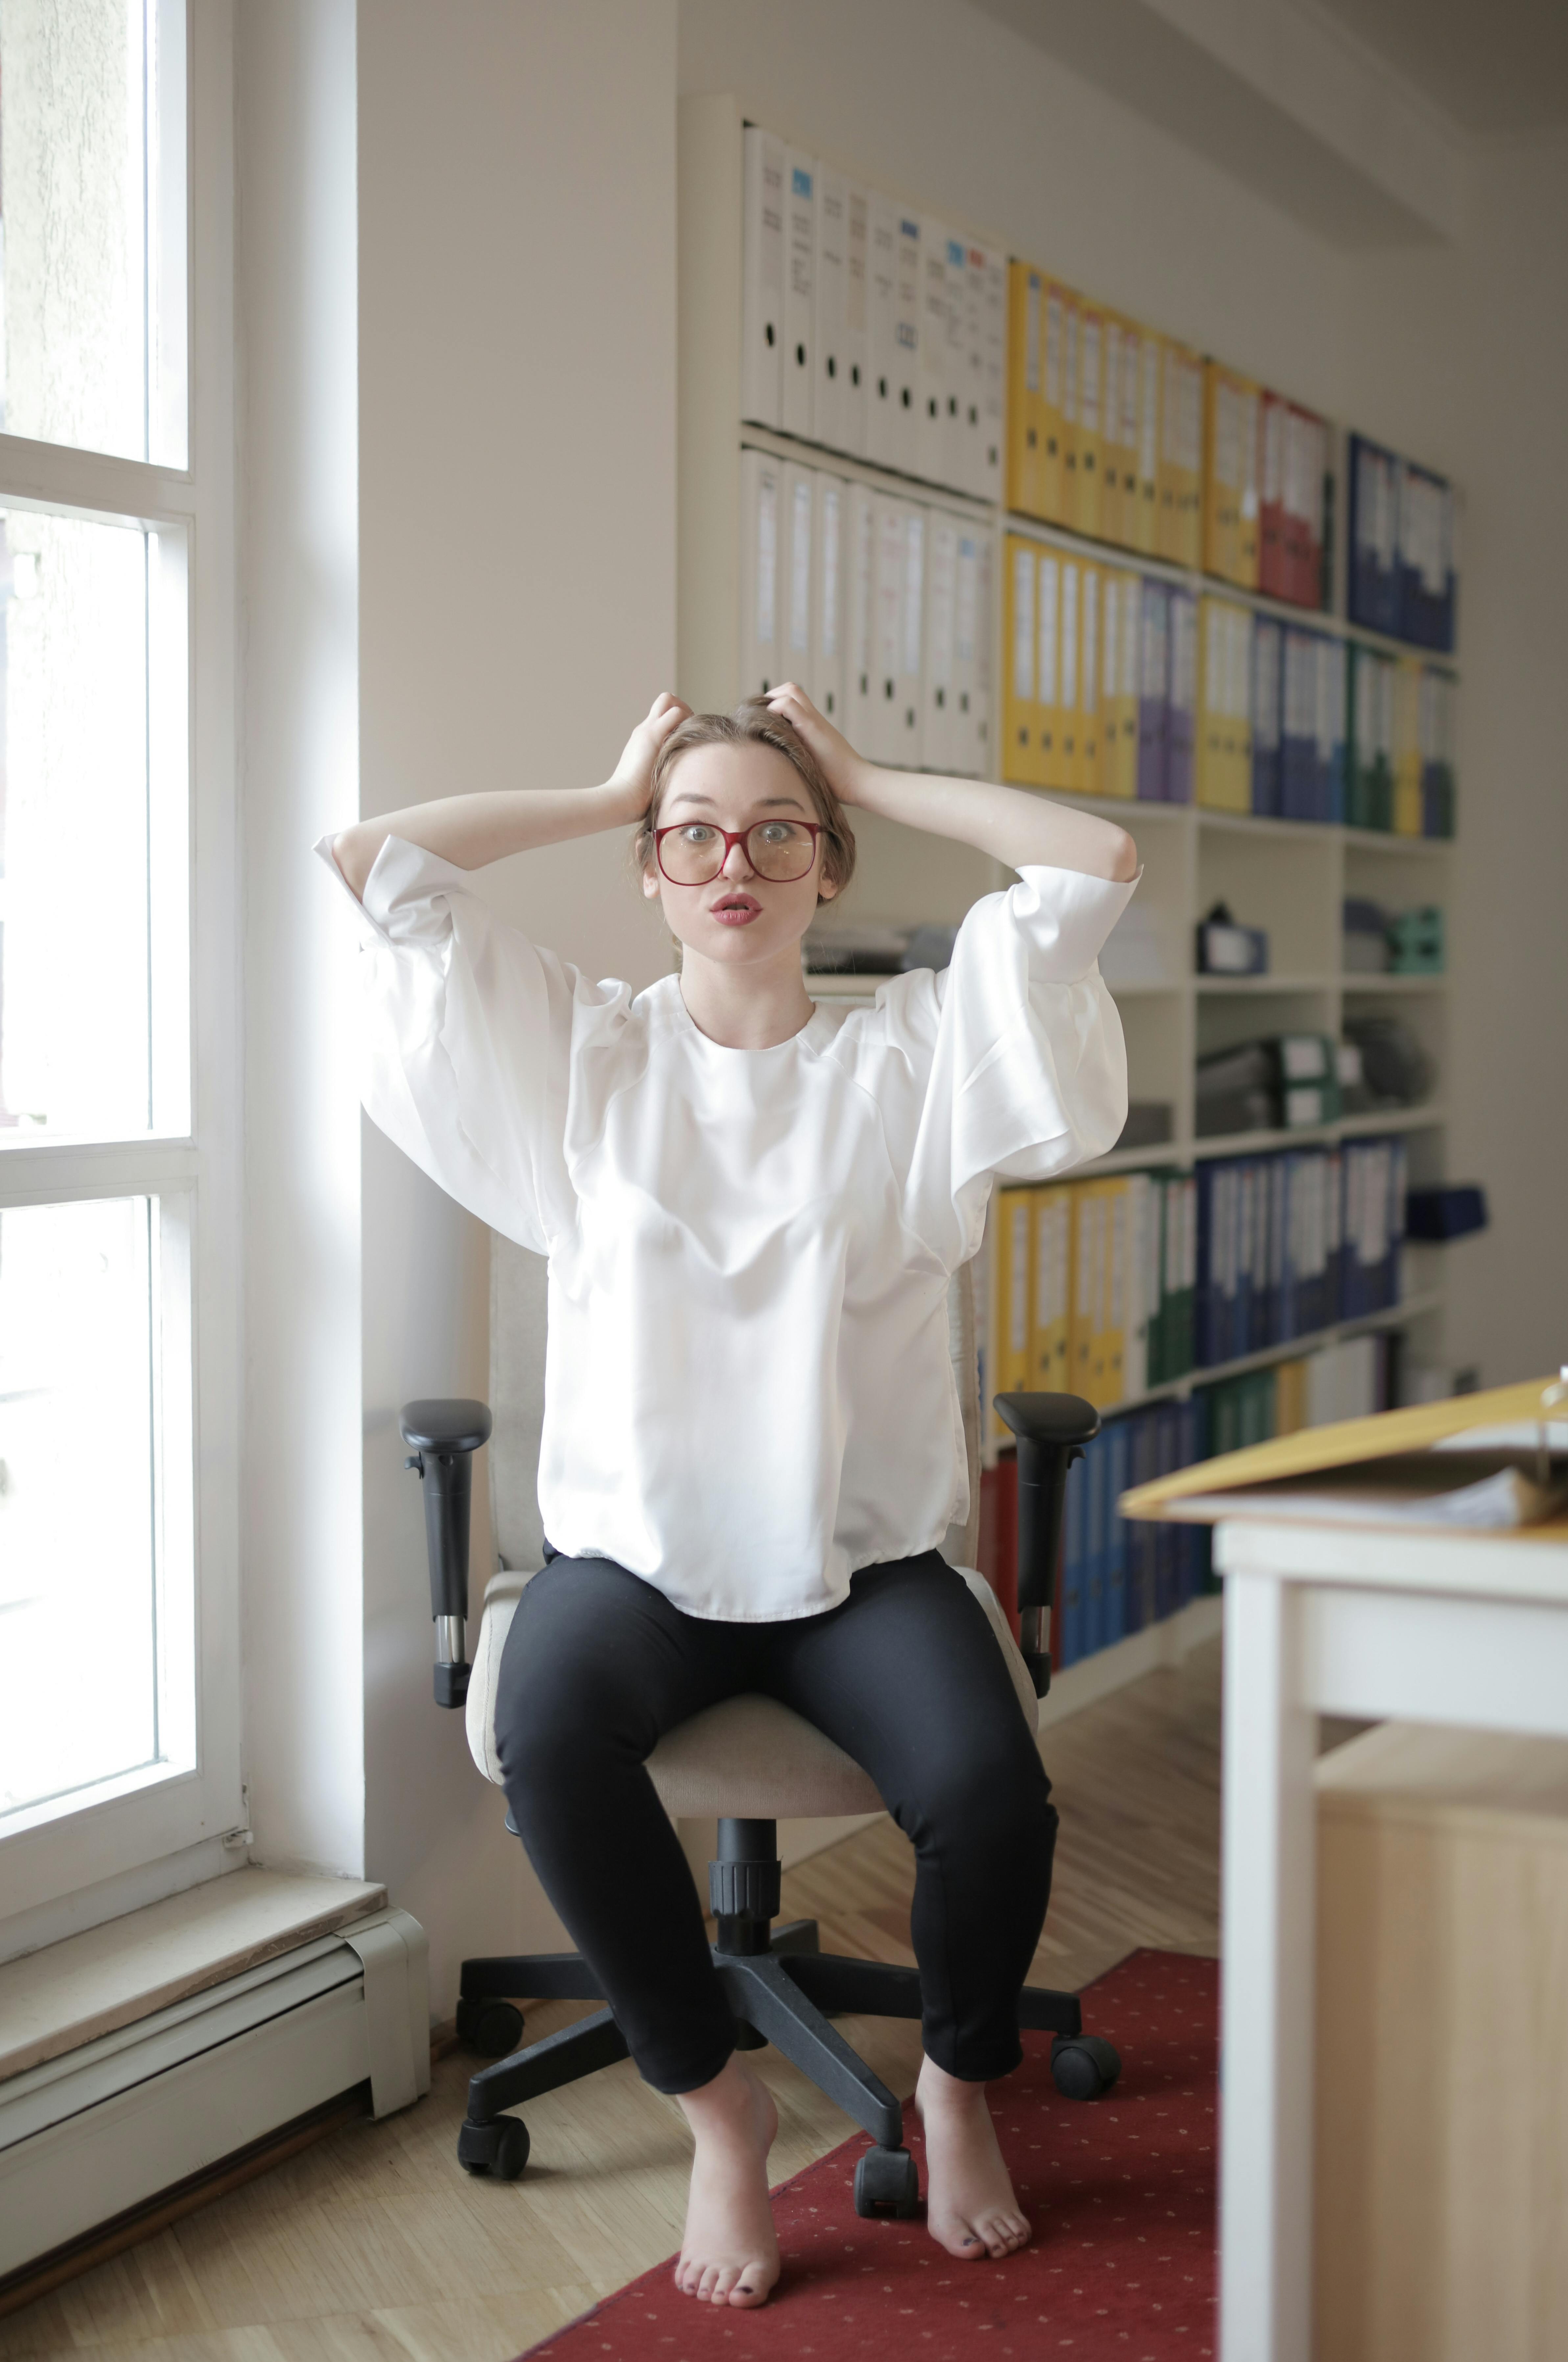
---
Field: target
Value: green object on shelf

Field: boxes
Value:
[1388,906,1444,974]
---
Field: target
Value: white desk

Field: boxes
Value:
[1214,1515,1568,2362]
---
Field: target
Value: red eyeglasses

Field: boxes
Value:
[654,818,823,886]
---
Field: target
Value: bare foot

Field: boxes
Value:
[915,2054,1032,2261]
[673,2054,781,2307]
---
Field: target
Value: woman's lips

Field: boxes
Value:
[711,896,761,924]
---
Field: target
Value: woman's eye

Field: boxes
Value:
[760,823,795,844]
[681,825,715,843]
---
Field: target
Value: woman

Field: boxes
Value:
[325,685,1137,2310]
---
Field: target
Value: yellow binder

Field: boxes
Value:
[1079,561,1102,796]
[1002,533,1042,786]
[1099,314,1128,549]
[1393,657,1422,836]
[1197,596,1251,811]
[995,1185,1035,1395]
[1036,548,1062,790]
[1058,285,1081,531]
[1028,1186,1072,1390]
[1057,557,1082,793]
[1074,298,1104,544]
[1068,1183,1099,1400]
[1006,261,1044,520]
[1098,1176,1130,1408]
[1040,277,1068,524]
[1202,361,1262,587]
[1131,324,1161,556]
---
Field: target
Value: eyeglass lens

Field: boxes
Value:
[661,821,817,884]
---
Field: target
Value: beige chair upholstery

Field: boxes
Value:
[474,1239,1036,1820]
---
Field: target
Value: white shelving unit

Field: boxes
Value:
[677,89,1458,1480]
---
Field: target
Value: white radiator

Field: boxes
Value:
[0,1907,429,2278]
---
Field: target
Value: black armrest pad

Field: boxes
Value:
[400,1397,493,1453]
[993,1392,1101,1449]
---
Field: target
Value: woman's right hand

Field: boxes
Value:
[606,692,691,822]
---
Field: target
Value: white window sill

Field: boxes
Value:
[0,1867,387,2086]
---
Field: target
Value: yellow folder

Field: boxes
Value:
[1079,560,1102,796]
[1028,1186,1072,1390]
[1131,324,1161,557]
[994,1185,1035,1395]
[1040,277,1068,524]
[1002,533,1044,787]
[1006,261,1044,521]
[1393,657,1423,836]
[1073,299,1104,544]
[1037,548,1063,790]
[1056,557,1082,793]
[1202,361,1261,588]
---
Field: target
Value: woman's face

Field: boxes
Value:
[642,742,838,967]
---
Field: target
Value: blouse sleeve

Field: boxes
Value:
[894,862,1139,1270]
[315,833,628,1254]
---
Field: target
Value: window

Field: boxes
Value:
[0,1,239,1925]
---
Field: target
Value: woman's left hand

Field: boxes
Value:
[764,682,868,807]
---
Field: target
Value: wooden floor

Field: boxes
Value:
[0,1638,1222,2362]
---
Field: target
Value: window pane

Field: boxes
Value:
[0,0,186,464]
[0,1196,159,1820]
[0,507,165,1139]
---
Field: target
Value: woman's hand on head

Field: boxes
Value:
[764,683,868,807]
[607,692,691,823]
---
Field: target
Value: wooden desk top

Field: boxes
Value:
[1121,1375,1564,1525]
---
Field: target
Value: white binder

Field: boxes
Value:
[923,508,960,771]
[739,448,782,695]
[811,472,848,724]
[845,480,878,754]
[841,183,869,459]
[741,126,785,430]
[971,527,994,777]
[866,194,901,472]
[918,220,951,487]
[782,150,816,440]
[897,501,926,767]
[781,461,816,697]
[950,521,984,778]
[944,235,973,496]
[813,167,849,455]
[979,249,1006,506]
[891,209,922,476]
[869,492,907,762]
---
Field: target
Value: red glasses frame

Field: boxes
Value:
[653,819,823,886]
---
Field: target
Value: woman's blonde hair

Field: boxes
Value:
[633,697,856,904]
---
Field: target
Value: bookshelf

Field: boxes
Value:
[677,94,1460,1669]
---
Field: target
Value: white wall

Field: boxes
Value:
[1341,141,1568,1383]
[237,0,365,1880]
[355,0,677,2007]
[680,0,1351,414]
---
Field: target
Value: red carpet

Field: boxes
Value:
[517,1948,1217,2362]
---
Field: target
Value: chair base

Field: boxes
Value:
[454,1818,1110,2195]
[456,1923,1088,2162]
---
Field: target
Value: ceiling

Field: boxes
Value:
[1309,0,1568,137]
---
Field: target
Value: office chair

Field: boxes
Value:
[400,1253,1120,2218]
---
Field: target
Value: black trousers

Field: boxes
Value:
[493,1548,1058,2095]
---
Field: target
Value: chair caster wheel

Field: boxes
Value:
[854,2144,920,2219]
[1050,2034,1122,2100]
[457,2115,530,2179]
[456,1997,525,2057]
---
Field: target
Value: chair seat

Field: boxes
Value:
[466,1565,1040,1821]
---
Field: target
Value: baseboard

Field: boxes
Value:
[1038,1593,1224,1732]
[0,2086,371,2320]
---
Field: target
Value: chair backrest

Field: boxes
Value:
[487,1238,984,1574]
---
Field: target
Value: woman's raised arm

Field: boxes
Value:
[329,692,691,900]
[763,683,1138,884]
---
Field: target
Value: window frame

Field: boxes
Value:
[0,1,242,1928]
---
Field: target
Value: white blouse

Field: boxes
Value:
[319,834,1135,1622]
